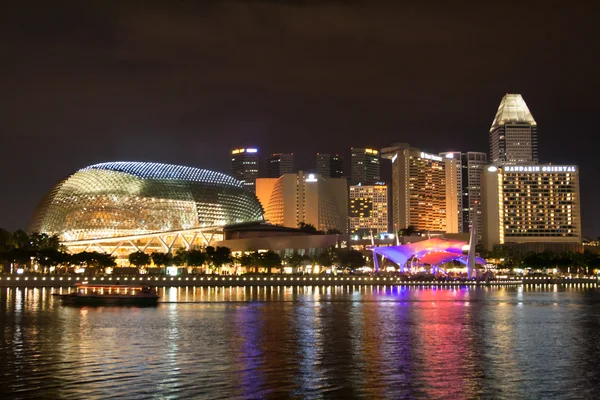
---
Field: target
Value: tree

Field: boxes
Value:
[326,228,342,235]
[285,253,304,273]
[398,226,418,237]
[335,248,365,271]
[259,250,282,274]
[172,250,188,267]
[206,246,232,273]
[316,247,336,269]
[186,249,206,269]
[129,251,151,269]
[94,252,117,269]
[151,252,172,268]
[298,222,319,234]
[241,251,260,273]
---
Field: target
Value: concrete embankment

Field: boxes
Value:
[0,274,597,288]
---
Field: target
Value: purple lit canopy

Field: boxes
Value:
[372,238,486,267]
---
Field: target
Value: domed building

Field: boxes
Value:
[30,162,264,259]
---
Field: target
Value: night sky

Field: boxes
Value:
[1,1,598,236]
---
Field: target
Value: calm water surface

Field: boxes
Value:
[1,285,600,399]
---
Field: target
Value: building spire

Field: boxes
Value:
[490,94,537,132]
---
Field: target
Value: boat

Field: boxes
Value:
[53,282,159,306]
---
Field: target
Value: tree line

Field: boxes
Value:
[0,229,117,273]
[482,246,600,274]
[1,229,367,274]
[130,246,366,274]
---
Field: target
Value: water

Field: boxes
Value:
[1,285,600,399]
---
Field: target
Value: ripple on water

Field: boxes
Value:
[1,286,600,399]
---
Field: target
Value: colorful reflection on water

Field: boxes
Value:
[1,285,600,399]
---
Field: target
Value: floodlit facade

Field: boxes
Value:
[256,172,348,233]
[350,148,380,185]
[481,164,582,250]
[439,151,487,239]
[266,153,294,178]
[382,143,458,234]
[316,153,344,178]
[231,147,260,191]
[30,162,264,260]
[489,94,538,166]
[348,184,388,235]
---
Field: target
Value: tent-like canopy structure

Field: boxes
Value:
[372,238,486,269]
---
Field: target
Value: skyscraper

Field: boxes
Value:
[230,147,259,191]
[440,151,487,238]
[316,153,344,178]
[382,143,458,234]
[481,164,581,251]
[348,184,388,235]
[256,172,348,233]
[350,148,381,186]
[266,153,294,178]
[489,94,538,166]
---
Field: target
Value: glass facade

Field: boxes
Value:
[30,162,264,241]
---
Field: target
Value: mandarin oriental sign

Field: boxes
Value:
[504,165,576,173]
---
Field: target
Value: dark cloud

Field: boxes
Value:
[1,0,598,236]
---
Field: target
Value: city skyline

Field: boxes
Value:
[1,1,598,237]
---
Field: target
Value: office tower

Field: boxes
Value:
[231,147,259,191]
[489,94,538,166]
[316,153,344,178]
[348,184,388,235]
[266,153,294,178]
[381,143,458,234]
[481,164,582,251]
[350,148,381,185]
[256,172,347,233]
[440,151,487,238]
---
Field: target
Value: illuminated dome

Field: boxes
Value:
[30,162,264,241]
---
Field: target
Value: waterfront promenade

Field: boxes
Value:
[0,274,596,288]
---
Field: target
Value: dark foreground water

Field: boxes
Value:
[1,286,600,399]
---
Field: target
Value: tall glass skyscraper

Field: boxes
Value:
[316,153,344,178]
[489,94,538,166]
[350,148,380,186]
[440,151,487,239]
[231,147,260,192]
[266,153,294,178]
[381,143,458,234]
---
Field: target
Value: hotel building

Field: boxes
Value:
[231,147,260,191]
[440,151,487,238]
[350,148,380,185]
[348,184,388,235]
[256,172,348,233]
[481,164,582,251]
[381,143,458,234]
[490,94,538,166]
[316,153,344,178]
[266,153,294,178]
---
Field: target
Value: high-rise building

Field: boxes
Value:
[439,151,487,238]
[350,148,380,185]
[481,164,582,250]
[489,94,538,166]
[381,143,458,234]
[316,153,344,178]
[266,153,294,178]
[231,148,259,191]
[348,184,388,235]
[256,172,347,233]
